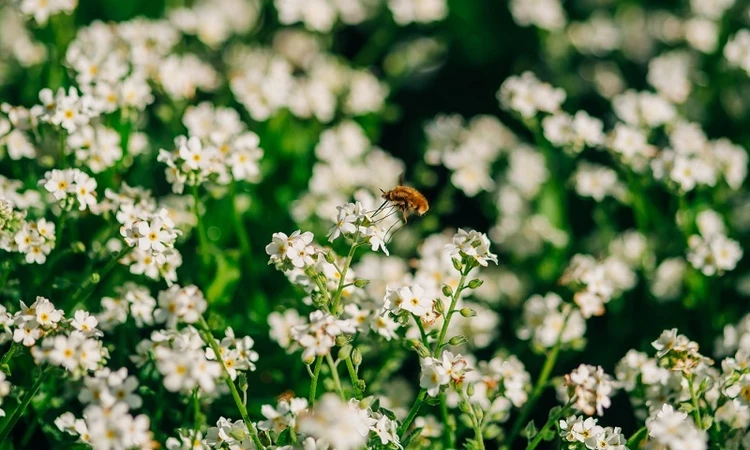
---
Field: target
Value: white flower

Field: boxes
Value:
[71,310,101,337]
[420,357,450,397]
[725,30,750,75]
[388,0,448,25]
[386,284,431,317]
[564,364,614,416]
[297,394,369,450]
[647,404,707,450]
[446,228,498,267]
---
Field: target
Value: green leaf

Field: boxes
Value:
[401,427,423,449]
[205,249,241,305]
[276,428,293,446]
[522,420,538,440]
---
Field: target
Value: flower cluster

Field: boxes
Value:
[55,367,153,450]
[420,351,471,397]
[138,326,222,394]
[686,209,743,276]
[563,364,615,416]
[517,292,585,350]
[559,415,627,450]
[424,114,517,197]
[158,103,264,193]
[42,168,98,212]
[293,121,403,222]
[119,206,183,283]
[292,310,356,362]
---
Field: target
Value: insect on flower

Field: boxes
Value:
[380,181,429,223]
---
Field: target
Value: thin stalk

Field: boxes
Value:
[398,265,471,440]
[0,343,18,373]
[412,314,429,347]
[626,426,648,448]
[0,365,51,442]
[526,400,575,450]
[439,394,455,449]
[687,374,703,428]
[503,335,565,450]
[192,184,210,270]
[229,181,253,270]
[325,354,345,399]
[309,356,324,404]
[330,233,360,315]
[433,269,470,357]
[461,390,484,450]
[344,357,363,400]
[199,317,264,449]
[0,264,10,299]
[398,388,426,437]
[69,247,134,311]
[191,388,201,446]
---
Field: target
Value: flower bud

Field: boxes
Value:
[452,258,463,272]
[71,241,86,253]
[303,355,316,365]
[335,335,350,347]
[434,298,444,314]
[338,345,352,360]
[474,405,484,422]
[468,279,484,289]
[412,341,431,358]
[356,379,367,392]
[351,348,363,367]
[324,250,335,263]
[238,373,248,393]
[90,273,101,284]
[460,307,477,317]
[442,284,453,297]
[466,383,475,397]
[448,335,468,346]
[354,279,370,288]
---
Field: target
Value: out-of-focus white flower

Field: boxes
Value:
[509,0,566,30]
[388,0,448,25]
[564,364,615,416]
[497,72,566,118]
[297,394,370,450]
[647,404,707,450]
[725,30,750,76]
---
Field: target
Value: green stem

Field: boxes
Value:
[0,343,18,374]
[344,357,363,400]
[68,247,133,311]
[0,365,51,442]
[0,263,11,299]
[687,374,703,428]
[526,401,574,450]
[433,269,470,357]
[309,356,324,404]
[503,339,564,450]
[413,314,429,347]
[398,388,426,437]
[626,426,648,448]
[191,387,201,446]
[330,234,360,315]
[198,317,264,450]
[353,23,396,66]
[461,390,484,450]
[229,181,253,269]
[192,184,210,270]
[439,394,455,449]
[325,354,345,399]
